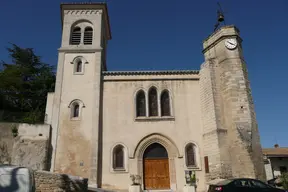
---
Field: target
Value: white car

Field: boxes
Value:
[0,165,35,192]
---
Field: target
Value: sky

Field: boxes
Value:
[0,0,287,148]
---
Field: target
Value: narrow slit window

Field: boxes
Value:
[148,87,158,116]
[76,60,82,72]
[136,90,146,117]
[84,27,93,45]
[72,104,80,118]
[204,156,209,173]
[71,27,81,45]
[161,90,171,116]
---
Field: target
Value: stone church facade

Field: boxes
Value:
[45,2,266,192]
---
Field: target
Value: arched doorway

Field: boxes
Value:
[143,143,170,190]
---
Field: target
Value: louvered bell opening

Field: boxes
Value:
[71,27,81,45]
[84,27,93,45]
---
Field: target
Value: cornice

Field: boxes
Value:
[202,34,241,54]
[64,9,102,15]
[58,47,103,53]
[103,70,199,76]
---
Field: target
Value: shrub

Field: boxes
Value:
[280,173,288,190]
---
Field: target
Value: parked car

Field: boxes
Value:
[207,178,287,192]
[0,165,35,192]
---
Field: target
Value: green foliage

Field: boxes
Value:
[0,43,55,123]
[11,124,18,137]
[280,173,288,190]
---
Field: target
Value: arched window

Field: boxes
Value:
[72,103,80,118]
[84,27,93,45]
[185,143,196,167]
[136,90,146,117]
[76,60,82,72]
[113,145,124,169]
[161,90,171,116]
[70,27,81,45]
[69,99,85,120]
[148,87,158,116]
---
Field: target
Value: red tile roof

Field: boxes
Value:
[262,148,288,156]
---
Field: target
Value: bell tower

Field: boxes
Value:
[49,2,111,188]
[200,25,266,182]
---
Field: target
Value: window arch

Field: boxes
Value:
[148,87,158,116]
[161,90,171,116]
[70,27,81,45]
[113,145,124,169]
[84,27,93,45]
[185,143,197,167]
[136,90,146,117]
[68,99,85,120]
[71,56,88,74]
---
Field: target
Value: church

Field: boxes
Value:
[45,2,266,192]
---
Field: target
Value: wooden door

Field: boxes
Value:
[144,158,170,190]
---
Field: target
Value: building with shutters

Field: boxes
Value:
[45,2,266,192]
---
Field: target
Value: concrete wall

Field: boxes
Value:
[45,92,54,125]
[34,171,88,192]
[0,123,51,171]
[51,6,107,187]
[52,52,102,179]
[264,158,274,180]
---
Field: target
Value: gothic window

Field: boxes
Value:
[113,145,124,169]
[84,27,93,45]
[136,90,146,117]
[185,143,196,167]
[148,87,158,116]
[161,90,171,116]
[76,60,82,72]
[70,27,81,45]
[72,103,80,118]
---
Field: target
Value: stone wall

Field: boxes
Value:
[0,122,51,171]
[0,123,17,164]
[12,135,49,170]
[201,25,266,181]
[34,171,88,192]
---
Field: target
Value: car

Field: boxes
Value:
[207,178,287,192]
[0,165,35,192]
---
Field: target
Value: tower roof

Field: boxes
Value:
[60,2,112,40]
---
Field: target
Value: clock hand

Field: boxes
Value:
[228,42,235,46]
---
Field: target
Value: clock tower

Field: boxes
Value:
[200,25,266,181]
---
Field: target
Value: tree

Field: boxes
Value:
[0,44,55,123]
[280,173,288,190]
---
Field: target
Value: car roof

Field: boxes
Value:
[214,178,262,185]
[0,165,32,173]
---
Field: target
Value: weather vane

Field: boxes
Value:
[214,2,226,31]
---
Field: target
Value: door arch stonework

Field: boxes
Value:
[132,133,180,191]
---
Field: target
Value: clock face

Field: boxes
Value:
[225,38,238,50]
